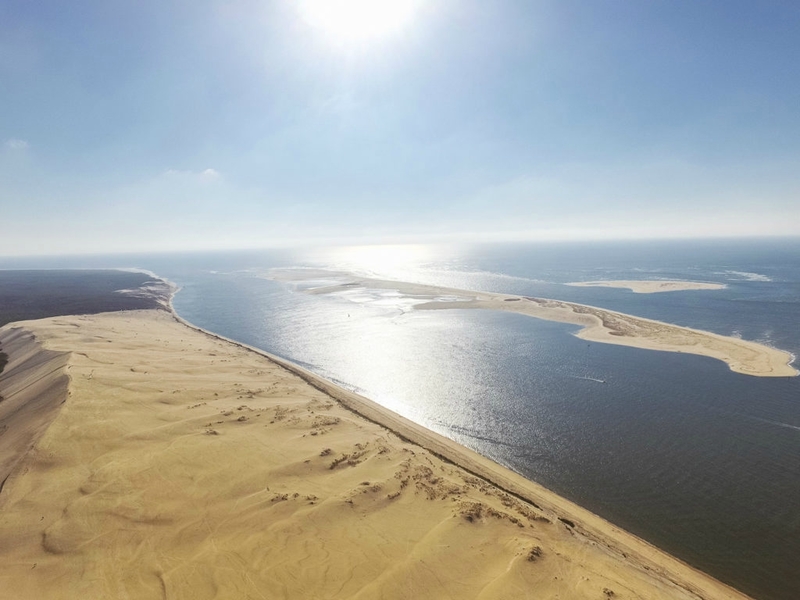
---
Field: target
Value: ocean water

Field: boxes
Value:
[3,238,799,600]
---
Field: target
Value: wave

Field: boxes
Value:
[722,270,772,282]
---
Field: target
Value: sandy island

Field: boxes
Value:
[286,271,796,378]
[0,309,754,599]
[566,281,727,294]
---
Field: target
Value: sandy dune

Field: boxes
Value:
[287,272,796,377]
[565,281,727,293]
[0,309,753,599]
[0,327,69,490]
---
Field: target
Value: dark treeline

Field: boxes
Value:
[0,270,166,328]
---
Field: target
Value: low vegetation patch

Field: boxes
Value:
[527,546,543,562]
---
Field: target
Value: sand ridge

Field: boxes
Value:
[0,309,753,599]
[284,272,797,377]
[0,326,70,489]
[565,281,727,293]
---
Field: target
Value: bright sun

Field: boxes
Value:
[299,0,421,43]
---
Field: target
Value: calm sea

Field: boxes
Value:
[3,238,799,600]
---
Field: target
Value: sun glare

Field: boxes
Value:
[324,244,433,277]
[299,0,421,43]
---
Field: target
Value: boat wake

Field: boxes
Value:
[570,376,606,384]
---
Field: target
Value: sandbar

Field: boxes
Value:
[566,280,727,293]
[0,309,753,599]
[285,272,797,377]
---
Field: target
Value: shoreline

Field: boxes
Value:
[170,314,749,599]
[565,280,727,294]
[0,306,753,599]
[282,271,797,377]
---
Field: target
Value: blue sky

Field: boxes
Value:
[2,0,799,255]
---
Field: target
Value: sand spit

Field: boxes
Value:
[294,273,796,377]
[0,310,752,600]
[566,281,727,294]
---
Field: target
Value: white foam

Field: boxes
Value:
[724,270,772,282]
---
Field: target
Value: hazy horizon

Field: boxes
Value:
[1,234,799,264]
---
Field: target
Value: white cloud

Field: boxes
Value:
[163,167,221,181]
[4,138,29,150]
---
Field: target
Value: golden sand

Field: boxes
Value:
[566,281,727,293]
[292,273,796,377]
[0,309,753,599]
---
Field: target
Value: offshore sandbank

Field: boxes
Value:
[0,308,755,599]
[566,280,727,294]
[283,271,797,378]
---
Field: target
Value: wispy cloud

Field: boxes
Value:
[4,138,29,150]
[163,168,221,181]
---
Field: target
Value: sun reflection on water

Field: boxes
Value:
[309,243,438,280]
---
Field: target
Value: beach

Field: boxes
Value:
[565,281,727,294]
[0,308,753,599]
[285,272,797,378]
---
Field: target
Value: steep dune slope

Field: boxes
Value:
[0,327,69,493]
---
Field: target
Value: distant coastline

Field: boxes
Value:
[566,280,727,293]
[277,270,798,378]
